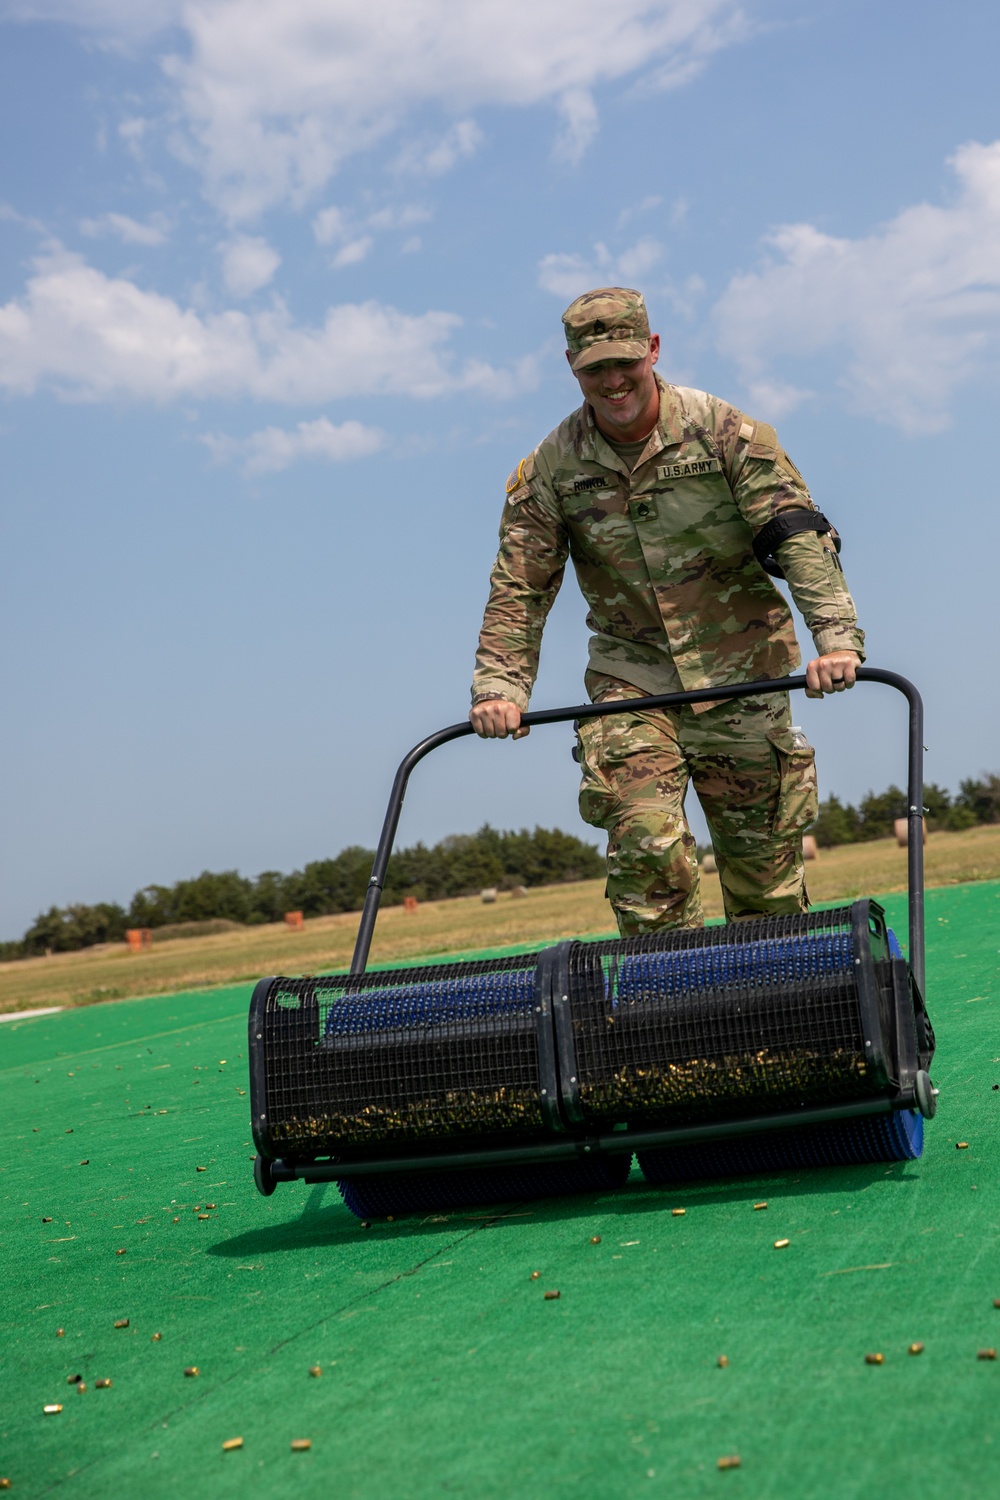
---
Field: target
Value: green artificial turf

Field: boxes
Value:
[2,882,998,1498]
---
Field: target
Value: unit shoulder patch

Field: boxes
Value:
[747,421,779,460]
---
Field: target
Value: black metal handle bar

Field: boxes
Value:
[350,668,925,996]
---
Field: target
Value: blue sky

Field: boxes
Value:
[2,0,998,940]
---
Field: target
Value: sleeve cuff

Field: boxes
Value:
[811,626,866,662]
[470,678,531,712]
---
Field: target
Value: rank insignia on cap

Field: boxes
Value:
[506,458,527,495]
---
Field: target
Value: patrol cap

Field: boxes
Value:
[562,287,650,372]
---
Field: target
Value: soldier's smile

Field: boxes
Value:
[572,335,662,443]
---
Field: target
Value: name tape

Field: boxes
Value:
[573,475,609,494]
[656,458,722,481]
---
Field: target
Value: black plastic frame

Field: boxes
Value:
[348,670,926,996]
[250,669,931,1189]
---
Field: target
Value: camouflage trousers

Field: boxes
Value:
[576,672,818,934]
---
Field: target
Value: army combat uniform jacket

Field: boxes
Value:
[473,378,865,711]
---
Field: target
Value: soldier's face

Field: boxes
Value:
[569,334,661,438]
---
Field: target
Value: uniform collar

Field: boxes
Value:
[576,375,687,471]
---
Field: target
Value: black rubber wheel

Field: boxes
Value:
[337,1152,633,1219]
[253,1154,277,1196]
[914,1070,937,1118]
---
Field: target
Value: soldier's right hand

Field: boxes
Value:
[469,699,530,739]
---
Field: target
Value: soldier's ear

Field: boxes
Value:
[649,333,660,366]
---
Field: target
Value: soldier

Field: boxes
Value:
[470,287,864,933]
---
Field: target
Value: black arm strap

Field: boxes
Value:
[752,509,841,579]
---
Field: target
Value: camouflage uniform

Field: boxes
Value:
[472,290,864,933]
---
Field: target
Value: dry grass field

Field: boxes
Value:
[3,821,999,1016]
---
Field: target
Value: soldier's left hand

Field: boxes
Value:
[805,650,861,698]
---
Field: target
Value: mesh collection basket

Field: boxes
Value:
[251,952,551,1156]
[249,900,932,1208]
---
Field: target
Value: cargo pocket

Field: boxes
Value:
[576,718,618,831]
[767,728,818,839]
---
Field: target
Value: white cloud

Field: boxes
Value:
[396,119,483,178]
[0,0,183,41]
[203,415,384,474]
[218,233,281,295]
[140,0,745,218]
[538,236,664,300]
[312,206,346,247]
[312,201,430,268]
[0,247,536,403]
[331,237,372,269]
[552,90,599,167]
[79,210,170,246]
[712,140,1000,432]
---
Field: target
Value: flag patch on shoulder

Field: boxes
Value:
[506,459,527,494]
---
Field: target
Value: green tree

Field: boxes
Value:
[22,902,127,955]
[811,795,861,847]
[956,772,1000,825]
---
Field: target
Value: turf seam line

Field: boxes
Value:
[33,1216,501,1497]
[0,1015,248,1078]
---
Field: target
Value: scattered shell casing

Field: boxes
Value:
[530,1271,540,1280]
[774,1239,790,1250]
[753,1202,767,1211]
[113,1319,129,1329]
[544,1290,561,1300]
[308,1366,322,1378]
[205,1203,217,1210]
[115,1249,126,1256]
[360,1221,371,1230]
[79,1160,90,1166]
[222,1438,243,1452]
[717,1455,741,1470]
[908,1343,924,1356]
[173,1217,180,1223]
[196,1166,207,1172]
[386,1215,395,1222]
[589,1236,601,1244]
[290,1439,312,1452]
[56,1329,65,1338]
[95,1378,112,1388]
[977,1348,997,1360]
[151,1333,162,1342]
[672,1208,686,1217]
[994,1299,1000,1310]
[183,1366,199,1377]
[0,1476,12,1488]
[76,1383,87,1393]
[197,1214,210,1221]
[956,1142,969,1150]
[67,1374,82,1385]
[42,1216,52,1223]
[717,1355,729,1368]
[865,1353,885,1365]
[43,1405,63,1415]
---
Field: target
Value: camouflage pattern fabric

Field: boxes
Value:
[578,673,819,933]
[562,287,651,371]
[473,377,864,714]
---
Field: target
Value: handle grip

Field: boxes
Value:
[349,668,925,996]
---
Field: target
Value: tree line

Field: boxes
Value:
[5,771,998,962]
[2,824,605,959]
[812,772,1000,846]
